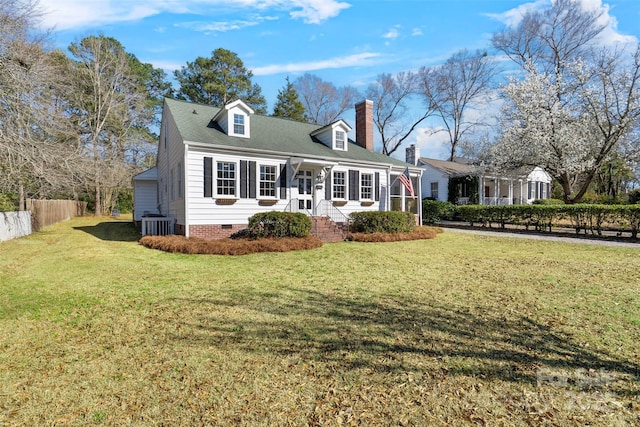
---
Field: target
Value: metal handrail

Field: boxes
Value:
[283,199,312,216]
[315,200,350,224]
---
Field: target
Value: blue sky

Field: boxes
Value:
[37,0,640,159]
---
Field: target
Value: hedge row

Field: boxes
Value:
[455,204,640,238]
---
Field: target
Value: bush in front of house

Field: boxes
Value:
[248,211,311,239]
[349,211,415,234]
[422,199,455,224]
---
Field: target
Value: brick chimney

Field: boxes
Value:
[355,100,373,152]
[406,144,420,165]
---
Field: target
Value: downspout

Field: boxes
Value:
[387,166,393,212]
[184,143,190,238]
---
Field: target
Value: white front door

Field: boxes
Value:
[296,169,314,213]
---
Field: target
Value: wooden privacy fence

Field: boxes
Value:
[26,199,88,232]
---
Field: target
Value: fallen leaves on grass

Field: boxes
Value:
[138,235,323,255]
[347,226,443,242]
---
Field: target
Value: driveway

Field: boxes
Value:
[440,225,640,249]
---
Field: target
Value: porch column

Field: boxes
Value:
[508,179,513,205]
[479,176,484,204]
[494,179,498,205]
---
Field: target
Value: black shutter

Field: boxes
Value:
[279,164,287,199]
[349,170,360,201]
[325,171,332,200]
[374,172,380,201]
[204,157,212,197]
[249,161,256,198]
[240,160,248,198]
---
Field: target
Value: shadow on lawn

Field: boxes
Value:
[74,221,140,242]
[167,289,639,396]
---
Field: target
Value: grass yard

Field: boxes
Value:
[0,216,639,426]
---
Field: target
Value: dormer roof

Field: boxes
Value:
[212,99,254,122]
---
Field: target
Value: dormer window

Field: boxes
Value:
[335,131,345,150]
[234,114,245,135]
[310,119,351,152]
[213,100,253,139]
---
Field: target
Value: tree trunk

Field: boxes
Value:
[18,183,25,211]
[94,183,101,216]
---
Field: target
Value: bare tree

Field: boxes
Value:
[419,49,498,161]
[293,73,359,125]
[492,0,606,74]
[365,72,434,156]
[68,36,151,215]
[0,0,79,209]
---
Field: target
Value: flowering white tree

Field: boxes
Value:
[494,49,640,202]
[491,0,640,202]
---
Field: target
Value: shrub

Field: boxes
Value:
[422,199,455,224]
[532,198,565,205]
[0,193,17,211]
[247,211,311,239]
[350,211,415,234]
[455,203,640,237]
[628,189,640,205]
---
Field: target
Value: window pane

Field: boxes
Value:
[333,171,346,199]
[259,165,276,197]
[217,162,236,196]
[360,173,373,200]
[234,114,245,134]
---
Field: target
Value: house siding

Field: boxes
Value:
[186,150,290,227]
[419,164,449,201]
[158,109,186,225]
[133,180,158,221]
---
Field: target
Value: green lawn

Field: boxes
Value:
[1,215,639,426]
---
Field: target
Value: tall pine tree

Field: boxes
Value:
[272,77,307,122]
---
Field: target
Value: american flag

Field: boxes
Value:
[398,167,415,199]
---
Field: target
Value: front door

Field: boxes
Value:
[296,170,314,212]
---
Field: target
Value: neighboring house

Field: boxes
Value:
[133,98,422,239]
[405,144,552,205]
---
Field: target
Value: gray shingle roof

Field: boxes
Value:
[165,97,410,168]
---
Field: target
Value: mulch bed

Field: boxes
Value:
[139,226,443,255]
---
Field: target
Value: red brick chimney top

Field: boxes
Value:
[355,100,373,152]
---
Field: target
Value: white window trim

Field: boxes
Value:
[332,170,347,201]
[229,112,250,138]
[430,181,439,199]
[334,130,346,151]
[360,172,374,201]
[258,163,279,200]
[215,160,239,199]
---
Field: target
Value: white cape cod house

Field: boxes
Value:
[133,98,421,239]
[405,144,552,205]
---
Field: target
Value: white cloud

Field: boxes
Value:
[486,0,637,46]
[412,28,423,37]
[413,127,451,160]
[36,0,349,30]
[175,15,278,33]
[251,52,381,75]
[485,0,547,28]
[148,59,185,72]
[289,0,351,24]
[383,28,400,40]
